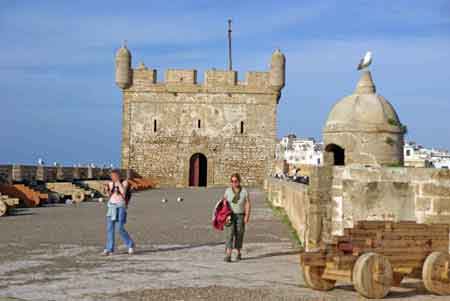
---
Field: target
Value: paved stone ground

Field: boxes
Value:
[0,188,448,300]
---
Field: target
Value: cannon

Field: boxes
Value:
[45,182,90,204]
[0,184,48,207]
[300,221,450,298]
[77,180,109,197]
[128,178,157,191]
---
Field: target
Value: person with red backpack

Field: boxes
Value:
[222,173,251,262]
[102,170,135,256]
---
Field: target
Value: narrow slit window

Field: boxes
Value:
[154,120,157,132]
[240,121,244,134]
[198,119,201,129]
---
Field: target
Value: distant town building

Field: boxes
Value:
[404,141,450,169]
[276,135,323,166]
[276,137,450,169]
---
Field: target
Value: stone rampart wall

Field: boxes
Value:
[266,166,450,251]
[0,165,129,184]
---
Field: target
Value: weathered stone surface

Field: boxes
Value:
[118,50,286,187]
[0,165,12,184]
[0,165,119,182]
[415,197,432,211]
[424,214,450,224]
[431,169,450,180]
[267,165,450,251]
[12,165,37,182]
[342,180,415,222]
[432,198,450,214]
[422,183,450,196]
[323,71,405,167]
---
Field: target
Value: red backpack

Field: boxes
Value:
[212,199,232,231]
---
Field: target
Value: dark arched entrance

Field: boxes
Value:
[189,153,207,187]
[325,144,345,166]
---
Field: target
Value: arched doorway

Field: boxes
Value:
[189,153,207,187]
[325,144,345,166]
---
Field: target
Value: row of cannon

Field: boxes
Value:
[0,165,156,216]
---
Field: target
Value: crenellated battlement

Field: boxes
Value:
[116,47,285,94]
[129,67,276,94]
[116,46,286,187]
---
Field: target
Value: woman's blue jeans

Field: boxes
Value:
[105,207,134,252]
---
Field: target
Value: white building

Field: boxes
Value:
[429,150,450,169]
[404,141,450,169]
[276,134,323,166]
[276,137,450,169]
[404,142,431,168]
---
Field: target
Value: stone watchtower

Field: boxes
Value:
[323,71,405,166]
[115,45,285,187]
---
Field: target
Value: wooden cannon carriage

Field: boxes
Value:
[300,221,450,299]
[45,182,90,204]
[0,192,20,216]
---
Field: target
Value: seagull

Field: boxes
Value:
[357,51,372,70]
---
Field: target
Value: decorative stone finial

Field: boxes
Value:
[355,71,376,94]
[138,61,147,70]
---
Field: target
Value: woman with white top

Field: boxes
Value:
[223,173,251,262]
[103,170,135,255]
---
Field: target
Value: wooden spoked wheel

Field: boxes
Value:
[352,252,393,299]
[422,251,450,295]
[302,265,336,291]
[0,200,7,217]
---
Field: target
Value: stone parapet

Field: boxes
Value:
[126,69,280,95]
[265,165,450,252]
[0,165,131,183]
[0,165,13,184]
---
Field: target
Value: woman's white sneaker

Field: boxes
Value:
[128,247,135,255]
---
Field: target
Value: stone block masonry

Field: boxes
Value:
[116,46,286,187]
[266,166,450,251]
[0,165,127,184]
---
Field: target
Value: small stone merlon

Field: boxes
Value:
[115,46,286,94]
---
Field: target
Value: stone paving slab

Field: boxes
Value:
[0,188,448,300]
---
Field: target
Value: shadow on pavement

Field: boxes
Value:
[134,242,225,255]
[5,208,33,217]
[242,249,301,261]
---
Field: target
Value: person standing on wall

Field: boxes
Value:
[103,170,135,255]
[223,173,251,262]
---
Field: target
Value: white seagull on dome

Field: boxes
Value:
[357,51,372,70]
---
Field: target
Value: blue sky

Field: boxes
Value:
[1,0,449,166]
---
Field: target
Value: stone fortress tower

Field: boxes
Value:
[323,71,405,167]
[115,44,285,187]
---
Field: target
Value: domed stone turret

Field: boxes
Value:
[115,43,132,89]
[269,49,286,89]
[323,71,405,166]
